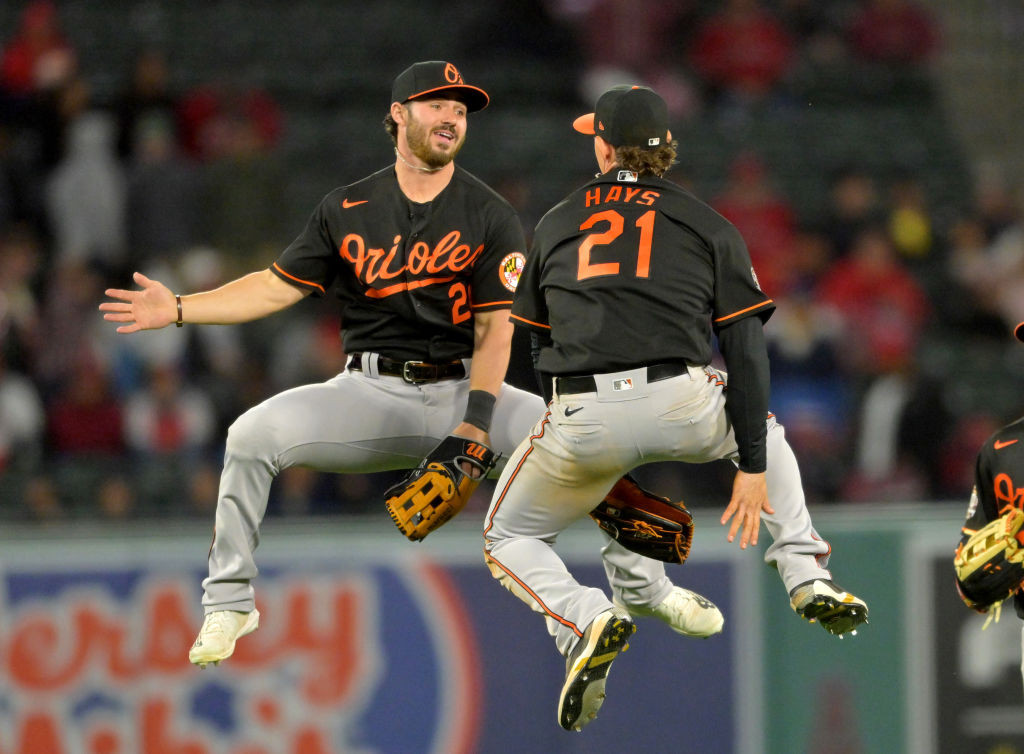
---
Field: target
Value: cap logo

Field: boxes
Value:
[597,121,605,131]
[444,63,462,84]
[648,137,660,146]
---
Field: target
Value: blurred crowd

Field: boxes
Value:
[1,0,1022,522]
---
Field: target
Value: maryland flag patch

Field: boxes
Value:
[500,252,526,292]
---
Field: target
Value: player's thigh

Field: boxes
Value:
[485,422,620,541]
[228,372,430,471]
[423,380,546,462]
[490,383,546,456]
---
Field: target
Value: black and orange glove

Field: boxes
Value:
[590,474,694,564]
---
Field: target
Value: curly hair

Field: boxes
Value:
[614,140,678,177]
[383,111,399,145]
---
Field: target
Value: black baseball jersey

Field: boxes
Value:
[510,170,774,375]
[959,416,1024,618]
[272,165,527,361]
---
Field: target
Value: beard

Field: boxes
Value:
[404,113,464,169]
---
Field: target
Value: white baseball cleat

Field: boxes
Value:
[789,579,868,637]
[616,586,724,638]
[189,609,260,668]
[558,607,636,732]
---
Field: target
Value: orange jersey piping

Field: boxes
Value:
[509,313,551,330]
[272,263,325,294]
[714,299,774,324]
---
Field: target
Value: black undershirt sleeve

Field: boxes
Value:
[530,331,554,403]
[717,316,770,473]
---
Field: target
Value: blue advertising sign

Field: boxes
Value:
[0,527,738,753]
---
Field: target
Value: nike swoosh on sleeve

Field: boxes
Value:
[994,439,1019,450]
[342,198,368,208]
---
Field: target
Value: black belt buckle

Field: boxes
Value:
[401,361,435,383]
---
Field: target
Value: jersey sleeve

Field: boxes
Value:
[470,208,527,312]
[270,195,338,297]
[718,316,770,473]
[963,447,998,534]
[959,430,1022,540]
[509,237,550,334]
[957,450,993,574]
[709,223,775,330]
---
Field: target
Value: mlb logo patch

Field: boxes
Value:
[617,170,638,183]
[612,378,634,391]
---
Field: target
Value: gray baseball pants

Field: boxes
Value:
[484,364,832,656]
[201,353,673,613]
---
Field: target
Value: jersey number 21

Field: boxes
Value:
[578,209,655,280]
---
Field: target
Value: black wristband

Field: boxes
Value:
[463,390,496,433]
[175,295,183,327]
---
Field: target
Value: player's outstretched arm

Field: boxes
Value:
[100,269,307,333]
[720,470,775,549]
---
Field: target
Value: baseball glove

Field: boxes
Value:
[954,508,1024,612]
[590,475,694,564]
[385,435,498,542]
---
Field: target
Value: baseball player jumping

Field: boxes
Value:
[954,323,1024,694]
[483,85,869,732]
[100,62,722,669]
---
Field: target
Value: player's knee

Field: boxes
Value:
[225,404,287,461]
[485,547,516,590]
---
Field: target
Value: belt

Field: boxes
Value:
[555,362,688,394]
[348,353,466,383]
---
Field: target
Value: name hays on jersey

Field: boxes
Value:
[584,185,661,208]
[340,230,483,298]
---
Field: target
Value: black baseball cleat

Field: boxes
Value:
[557,607,636,732]
[789,579,868,638]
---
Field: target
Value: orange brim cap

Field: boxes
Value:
[571,85,668,148]
[573,112,596,135]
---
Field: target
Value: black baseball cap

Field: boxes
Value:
[573,85,670,149]
[1015,322,1024,342]
[391,61,489,112]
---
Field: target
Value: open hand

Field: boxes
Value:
[720,470,774,549]
[99,272,176,333]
